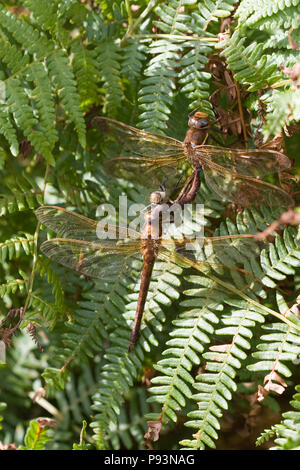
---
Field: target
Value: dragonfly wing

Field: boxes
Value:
[105,154,186,189]
[92,116,183,157]
[160,234,260,267]
[36,206,141,241]
[159,234,263,290]
[92,116,186,188]
[40,238,140,280]
[203,165,293,207]
[196,146,291,176]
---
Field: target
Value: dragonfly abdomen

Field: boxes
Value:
[128,254,156,353]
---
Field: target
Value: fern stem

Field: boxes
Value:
[208,273,300,332]
[120,0,158,46]
[235,80,248,148]
[28,391,62,419]
[173,253,300,333]
[125,0,133,27]
[23,164,50,315]
[134,34,218,42]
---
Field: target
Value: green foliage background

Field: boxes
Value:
[0,0,299,450]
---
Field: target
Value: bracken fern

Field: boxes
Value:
[0,0,299,451]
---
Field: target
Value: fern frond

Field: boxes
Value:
[138,0,191,131]
[0,104,18,157]
[95,40,124,117]
[235,0,300,30]
[153,0,193,34]
[46,51,86,148]
[260,228,300,282]
[147,278,221,424]
[0,278,27,298]
[0,402,6,431]
[121,39,146,86]
[22,0,60,33]
[180,304,265,449]
[0,233,34,263]
[0,4,87,156]
[138,39,179,132]
[262,89,300,139]
[28,290,62,324]
[19,419,54,450]
[256,423,284,446]
[0,33,30,74]
[41,269,133,393]
[248,292,300,387]
[91,340,143,449]
[36,257,65,310]
[7,77,56,163]
[248,318,300,378]
[25,62,58,154]
[0,6,53,58]
[271,385,300,450]
[0,174,43,216]
[71,39,100,108]
[219,31,282,91]
[178,42,213,114]
[193,0,236,30]
[107,387,154,450]
[257,384,300,449]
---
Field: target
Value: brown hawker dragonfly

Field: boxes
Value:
[92,110,293,208]
[36,173,260,352]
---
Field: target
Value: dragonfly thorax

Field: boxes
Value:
[183,127,207,150]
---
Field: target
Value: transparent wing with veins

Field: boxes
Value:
[36,206,142,280]
[158,233,264,291]
[35,205,141,240]
[39,238,140,280]
[195,146,291,177]
[92,116,293,207]
[92,116,183,157]
[92,116,185,188]
[196,147,293,207]
[36,206,263,285]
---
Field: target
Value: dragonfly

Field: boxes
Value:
[36,172,259,352]
[92,109,293,208]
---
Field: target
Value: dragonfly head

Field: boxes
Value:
[149,190,167,205]
[188,110,209,130]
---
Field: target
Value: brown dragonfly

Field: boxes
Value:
[36,172,259,352]
[92,110,293,208]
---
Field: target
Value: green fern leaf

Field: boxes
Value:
[219,31,282,91]
[71,39,100,108]
[19,419,54,450]
[95,40,124,117]
[46,51,86,148]
[0,233,34,263]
